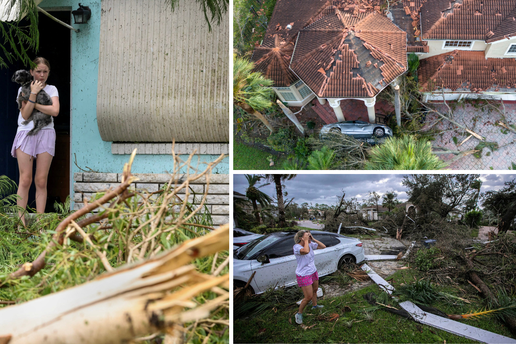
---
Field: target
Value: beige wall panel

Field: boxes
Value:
[420,40,487,59]
[97,0,229,142]
[485,38,516,58]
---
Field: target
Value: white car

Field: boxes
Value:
[233,231,365,294]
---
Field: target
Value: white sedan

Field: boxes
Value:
[233,231,365,294]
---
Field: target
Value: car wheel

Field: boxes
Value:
[330,127,341,134]
[234,280,255,294]
[338,254,356,270]
[373,128,385,138]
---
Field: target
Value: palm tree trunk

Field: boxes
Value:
[252,199,261,224]
[274,175,287,227]
[237,103,275,133]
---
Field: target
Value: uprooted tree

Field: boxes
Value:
[482,179,516,233]
[0,148,229,343]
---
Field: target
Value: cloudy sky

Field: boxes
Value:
[233,173,516,206]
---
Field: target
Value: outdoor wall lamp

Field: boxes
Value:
[72,4,91,24]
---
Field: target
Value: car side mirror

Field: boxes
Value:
[257,254,270,264]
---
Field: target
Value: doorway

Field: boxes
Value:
[0,9,71,212]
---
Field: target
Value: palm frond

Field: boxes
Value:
[165,0,228,31]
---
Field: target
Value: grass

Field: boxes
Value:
[234,142,285,170]
[234,268,515,343]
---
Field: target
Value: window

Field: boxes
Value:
[263,238,296,258]
[443,41,473,49]
[298,85,313,99]
[505,44,516,55]
[312,234,340,248]
[278,91,297,101]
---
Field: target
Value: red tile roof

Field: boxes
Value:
[403,0,516,42]
[419,50,516,92]
[252,37,297,87]
[251,0,387,87]
[290,11,407,98]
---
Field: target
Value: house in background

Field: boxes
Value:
[404,0,516,101]
[0,0,229,225]
[252,0,516,126]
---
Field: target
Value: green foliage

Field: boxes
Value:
[365,136,446,170]
[408,53,420,80]
[266,127,296,152]
[473,141,499,159]
[395,279,439,305]
[281,156,308,170]
[294,137,312,160]
[233,56,274,111]
[0,175,20,214]
[307,146,336,170]
[414,247,441,272]
[464,210,483,228]
[248,225,296,234]
[0,1,40,69]
[306,120,316,129]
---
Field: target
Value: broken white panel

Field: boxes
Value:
[344,226,377,232]
[361,263,395,295]
[0,0,43,21]
[400,301,516,344]
[365,255,400,261]
[402,241,416,259]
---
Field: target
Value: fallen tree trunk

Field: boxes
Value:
[0,224,229,343]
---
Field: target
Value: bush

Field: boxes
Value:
[415,247,441,272]
[464,210,483,228]
[307,146,336,170]
[266,127,296,153]
[306,121,316,129]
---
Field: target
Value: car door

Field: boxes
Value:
[354,121,371,138]
[312,234,342,277]
[248,238,298,293]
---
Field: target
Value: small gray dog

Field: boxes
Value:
[12,69,53,136]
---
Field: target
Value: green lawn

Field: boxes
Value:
[234,268,515,343]
[233,141,285,170]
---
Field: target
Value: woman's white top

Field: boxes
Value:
[293,242,319,277]
[16,84,59,133]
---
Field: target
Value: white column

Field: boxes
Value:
[317,98,327,105]
[328,99,345,122]
[363,97,376,123]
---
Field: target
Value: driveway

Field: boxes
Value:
[297,220,325,229]
[423,102,516,170]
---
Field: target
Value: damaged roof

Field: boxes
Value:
[290,10,407,98]
[419,50,516,92]
[402,0,516,42]
[251,0,392,89]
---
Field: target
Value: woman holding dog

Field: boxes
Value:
[11,57,60,225]
[293,230,326,325]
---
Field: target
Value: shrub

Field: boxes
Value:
[306,121,316,129]
[365,135,446,170]
[415,247,441,272]
[464,210,483,228]
[266,127,296,153]
[307,146,336,170]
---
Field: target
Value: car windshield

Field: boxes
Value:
[235,235,283,260]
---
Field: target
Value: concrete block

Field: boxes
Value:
[211,215,229,226]
[207,184,229,194]
[74,183,120,192]
[73,193,83,202]
[73,173,83,182]
[211,205,229,215]
[135,183,160,193]
[83,173,118,182]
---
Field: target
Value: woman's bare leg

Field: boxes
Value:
[311,279,319,306]
[16,149,33,226]
[34,152,53,213]
[298,284,314,314]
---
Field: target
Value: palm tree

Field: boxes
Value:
[233,56,275,133]
[365,135,446,170]
[307,146,336,170]
[382,191,400,212]
[244,175,272,224]
[263,174,296,227]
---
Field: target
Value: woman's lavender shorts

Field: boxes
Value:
[11,129,56,159]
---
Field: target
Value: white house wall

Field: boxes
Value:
[96,0,229,142]
[485,36,516,58]
[420,40,487,59]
